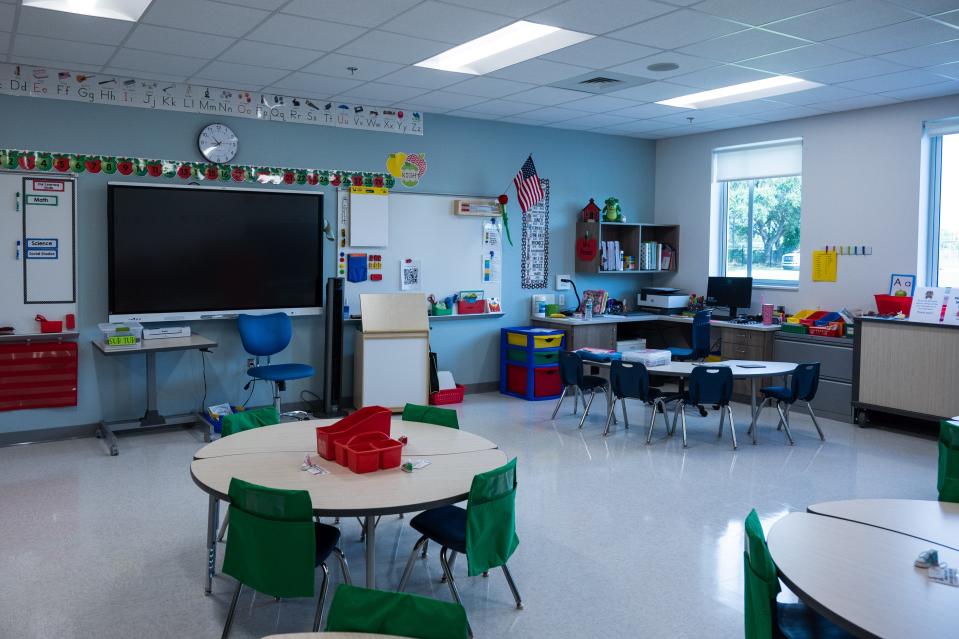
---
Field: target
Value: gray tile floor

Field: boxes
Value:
[0,392,938,638]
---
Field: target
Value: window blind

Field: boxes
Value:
[712,139,803,182]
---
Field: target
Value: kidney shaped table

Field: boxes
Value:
[191,417,503,594]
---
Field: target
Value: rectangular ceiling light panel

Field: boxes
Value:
[657,76,822,109]
[416,21,593,75]
[23,0,152,21]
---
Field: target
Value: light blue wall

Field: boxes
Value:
[0,93,655,434]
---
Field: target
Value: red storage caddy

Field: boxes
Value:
[316,405,391,460]
[457,299,485,315]
[339,432,403,473]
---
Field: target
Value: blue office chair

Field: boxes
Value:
[668,310,712,361]
[753,362,824,445]
[672,365,736,449]
[605,360,675,440]
[552,351,614,430]
[238,313,314,414]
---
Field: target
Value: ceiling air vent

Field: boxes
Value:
[549,71,652,94]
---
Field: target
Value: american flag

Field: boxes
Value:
[513,155,544,213]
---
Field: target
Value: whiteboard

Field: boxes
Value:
[0,172,78,336]
[338,190,503,316]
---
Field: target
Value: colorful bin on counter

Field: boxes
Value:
[316,405,391,460]
[875,294,913,316]
[334,431,403,473]
[500,327,565,401]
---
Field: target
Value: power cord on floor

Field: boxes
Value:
[198,348,210,412]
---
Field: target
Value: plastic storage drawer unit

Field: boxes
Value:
[500,326,565,401]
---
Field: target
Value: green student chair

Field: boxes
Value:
[403,402,459,429]
[220,478,351,638]
[743,509,853,639]
[938,419,959,503]
[398,458,522,638]
[325,584,469,639]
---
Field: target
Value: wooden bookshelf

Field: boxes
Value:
[575,221,679,274]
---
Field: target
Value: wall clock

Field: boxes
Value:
[198,123,238,164]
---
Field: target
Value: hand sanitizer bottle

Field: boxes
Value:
[584,300,593,321]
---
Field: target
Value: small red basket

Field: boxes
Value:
[430,384,465,405]
[457,299,485,314]
[316,406,391,460]
[875,294,912,316]
[807,322,845,337]
[340,432,403,473]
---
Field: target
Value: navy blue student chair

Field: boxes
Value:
[672,365,736,449]
[605,360,676,440]
[238,313,314,414]
[668,310,712,361]
[552,351,614,430]
[752,362,824,445]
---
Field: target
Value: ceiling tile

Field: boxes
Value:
[693,0,837,27]
[839,68,951,92]
[248,14,366,51]
[679,28,809,63]
[219,0,287,8]
[596,118,676,134]
[444,76,535,98]
[739,45,860,74]
[880,80,959,100]
[606,80,697,101]
[508,85,589,105]
[446,110,503,120]
[376,66,472,90]
[336,30,451,64]
[217,41,323,71]
[6,55,102,74]
[401,90,488,110]
[799,56,911,83]
[611,101,688,118]
[193,60,291,87]
[111,48,209,76]
[13,34,115,66]
[141,0,269,37]
[488,58,592,83]
[828,18,959,56]
[929,60,959,79]
[609,10,745,49]
[126,25,234,59]
[585,113,644,128]
[457,99,540,115]
[0,3,13,29]
[379,2,513,44]
[765,0,915,41]
[771,84,865,105]
[751,104,826,121]
[519,105,590,122]
[302,53,402,81]
[561,94,638,112]
[610,51,718,79]
[668,64,775,90]
[650,109,732,125]
[440,0,560,18]
[282,0,419,26]
[501,114,552,125]
[933,10,959,27]
[812,93,901,112]
[887,0,959,15]
[17,6,132,45]
[0,32,8,54]
[101,67,190,83]
[529,0,676,35]
[880,39,959,67]
[542,38,661,69]
[269,72,363,96]
[338,81,428,102]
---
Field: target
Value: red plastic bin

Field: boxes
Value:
[799,311,828,327]
[430,384,465,405]
[506,364,527,396]
[533,366,562,397]
[340,432,403,473]
[316,406,391,460]
[457,299,486,314]
[875,294,912,316]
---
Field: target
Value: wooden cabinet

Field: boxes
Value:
[720,327,775,398]
[575,221,679,274]
[532,320,616,351]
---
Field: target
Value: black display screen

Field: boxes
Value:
[108,184,323,315]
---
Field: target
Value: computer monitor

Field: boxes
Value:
[706,276,753,318]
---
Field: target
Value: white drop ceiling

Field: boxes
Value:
[2,0,959,139]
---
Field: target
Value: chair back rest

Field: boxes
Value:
[237,312,292,357]
[687,365,733,406]
[743,509,781,639]
[325,584,469,639]
[939,420,959,503]
[220,406,280,437]
[221,478,316,598]
[691,310,712,357]
[790,362,820,402]
[558,350,584,387]
[402,403,459,429]
[465,458,519,576]
[610,360,650,401]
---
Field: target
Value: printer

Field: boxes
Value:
[636,287,688,313]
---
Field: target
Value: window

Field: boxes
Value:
[714,140,803,287]
[927,130,959,288]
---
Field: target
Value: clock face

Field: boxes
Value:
[198,123,238,164]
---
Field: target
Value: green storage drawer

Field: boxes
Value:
[506,347,560,366]
[779,323,808,334]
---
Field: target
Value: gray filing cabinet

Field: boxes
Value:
[773,332,854,423]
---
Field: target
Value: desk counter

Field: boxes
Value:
[531,314,781,331]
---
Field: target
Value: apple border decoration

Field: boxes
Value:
[0,148,397,189]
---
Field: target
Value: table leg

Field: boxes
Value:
[749,377,758,445]
[97,421,119,456]
[205,495,219,595]
[364,514,376,588]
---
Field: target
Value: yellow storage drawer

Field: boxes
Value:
[532,334,564,349]
[504,327,565,350]
[507,332,529,347]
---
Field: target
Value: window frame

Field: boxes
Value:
[927,134,943,287]
[718,176,802,289]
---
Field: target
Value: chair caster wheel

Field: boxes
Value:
[482,571,489,578]
[516,603,525,610]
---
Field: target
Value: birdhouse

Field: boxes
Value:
[581,198,601,222]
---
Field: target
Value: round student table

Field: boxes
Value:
[583,359,796,443]
[767,512,959,638]
[191,419,502,594]
[807,499,959,551]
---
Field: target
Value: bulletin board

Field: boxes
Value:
[0,172,78,336]
[336,189,503,316]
